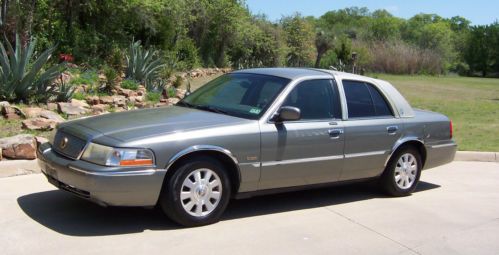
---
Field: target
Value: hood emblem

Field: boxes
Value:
[60,137,69,149]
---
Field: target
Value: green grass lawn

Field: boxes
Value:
[375,74,499,152]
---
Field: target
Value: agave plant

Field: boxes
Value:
[0,34,65,102]
[56,76,76,102]
[125,40,164,87]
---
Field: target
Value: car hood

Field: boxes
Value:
[63,106,250,143]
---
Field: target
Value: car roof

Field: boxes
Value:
[232,68,332,80]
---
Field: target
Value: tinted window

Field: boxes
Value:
[367,84,393,116]
[283,79,341,120]
[181,74,289,119]
[343,80,393,118]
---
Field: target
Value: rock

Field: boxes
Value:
[46,103,58,111]
[91,104,108,115]
[70,99,90,108]
[0,148,2,161]
[0,101,10,109]
[2,105,25,119]
[154,102,168,108]
[135,95,144,102]
[167,98,180,105]
[22,118,57,130]
[176,89,187,99]
[134,102,146,108]
[100,96,114,105]
[4,113,21,120]
[118,88,132,97]
[0,134,37,160]
[23,107,43,118]
[35,136,49,146]
[86,95,100,105]
[40,110,65,123]
[137,90,145,96]
[58,102,89,116]
[128,91,138,97]
[160,98,168,103]
[113,96,127,107]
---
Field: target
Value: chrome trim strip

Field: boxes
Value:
[430,143,457,149]
[261,155,343,167]
[68,166,164,177]
[345,150,387,159]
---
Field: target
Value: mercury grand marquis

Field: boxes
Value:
[38,68,457,226]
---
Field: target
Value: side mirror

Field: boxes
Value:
[274,106,301,122]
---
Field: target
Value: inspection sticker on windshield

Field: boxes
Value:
[249,108,261,114]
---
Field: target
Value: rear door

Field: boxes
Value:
[340,80,402,181]
[258,79,344,189]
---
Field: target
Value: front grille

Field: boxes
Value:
[52,130,87,159]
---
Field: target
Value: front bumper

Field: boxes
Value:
[37,143,167,207]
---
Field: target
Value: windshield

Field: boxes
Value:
[178,73,290,119]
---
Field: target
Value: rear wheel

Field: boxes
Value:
[159,157,231,227]
[381,147,422,196]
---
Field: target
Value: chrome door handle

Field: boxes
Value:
[387,126,398,135]
[328,128,344,138]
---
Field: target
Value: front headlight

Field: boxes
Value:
[81,143,154,167]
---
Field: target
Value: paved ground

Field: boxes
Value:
[0,161,498,255]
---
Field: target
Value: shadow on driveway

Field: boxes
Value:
[17,181,440,236]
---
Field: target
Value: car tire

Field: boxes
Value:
[159,156,231,227]
[380,147,422,196]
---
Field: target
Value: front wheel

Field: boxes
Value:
[380,147,422,196]
[159,157,231,227]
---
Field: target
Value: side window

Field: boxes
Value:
[367,84,393,116]
[343,80,393,118]
[282,79,341,120]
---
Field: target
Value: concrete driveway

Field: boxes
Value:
[1,161,498,255]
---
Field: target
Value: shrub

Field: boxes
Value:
[0,34,65,103]
[121,79,139,90]
[56,77,76,102]
[173,75,183,88]
[125,40,164,87]
[146,91,161,103]
[102,65,118,93]
[72,92,86,100]
[166,87,177,98]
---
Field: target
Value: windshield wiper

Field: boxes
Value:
[194,105,230,115]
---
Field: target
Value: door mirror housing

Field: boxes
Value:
[274,106,301,122]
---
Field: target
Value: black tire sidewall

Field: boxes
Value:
[382,147,422,196]
[160,157,231,227]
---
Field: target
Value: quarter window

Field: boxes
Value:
[282,79,341,120]
[343,80,393,118]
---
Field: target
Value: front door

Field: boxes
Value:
[258,79,344,190]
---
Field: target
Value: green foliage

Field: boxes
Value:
[146,91,161,103]
[464,23,499,77]
[102,65,118,93]
[281,14,315,67]
[56,78,76,102]
[70,70,99,86]
[173,76,183,88]
[125,40,164,86]
[0,34,65,103]
[72,92,86,100]
[166,87,177,98]
[121,79,139,91]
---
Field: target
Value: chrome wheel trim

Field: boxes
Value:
[180,168,222,217]
[394,153,418,189]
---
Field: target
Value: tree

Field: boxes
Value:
[281,14,315,67]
